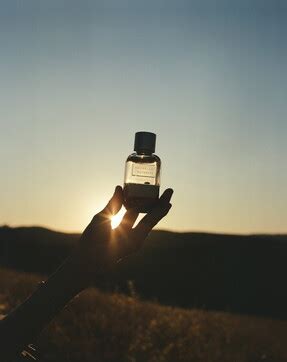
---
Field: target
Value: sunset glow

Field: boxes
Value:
[0,2,286,234]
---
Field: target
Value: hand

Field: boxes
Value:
[0,185,172,356]
[67,186,173,287]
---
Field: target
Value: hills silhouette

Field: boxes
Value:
[0,225,286,319]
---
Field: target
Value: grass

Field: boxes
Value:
[0,267,287,362]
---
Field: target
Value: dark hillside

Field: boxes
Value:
[0,226,77,272]
[0,226,287,319]
[111,231,287,319]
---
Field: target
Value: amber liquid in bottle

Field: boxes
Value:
[123,132,161,213]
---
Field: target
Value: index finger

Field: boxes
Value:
[133,188,173,237]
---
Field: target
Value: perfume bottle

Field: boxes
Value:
[123,131,161,213]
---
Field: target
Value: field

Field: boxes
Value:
[1,267,287,362]
[1,227,287,361]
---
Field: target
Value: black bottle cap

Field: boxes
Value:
[134,131,156,153]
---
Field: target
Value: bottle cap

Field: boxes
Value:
[134,131,156,153]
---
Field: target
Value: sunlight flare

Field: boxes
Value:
[111,207,126,229]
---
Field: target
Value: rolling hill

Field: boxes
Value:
[0,226,286,319]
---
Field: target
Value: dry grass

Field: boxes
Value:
[0,267,286,362]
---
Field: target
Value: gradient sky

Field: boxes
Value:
[0,0,286,234]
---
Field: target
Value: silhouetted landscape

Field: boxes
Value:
[1,226,286,319]
[1,226,287,361]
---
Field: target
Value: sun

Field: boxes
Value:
[111,207,126,229]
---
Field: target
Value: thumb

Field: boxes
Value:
[101,186,123,217]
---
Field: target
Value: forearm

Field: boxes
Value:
[0,257,87,359]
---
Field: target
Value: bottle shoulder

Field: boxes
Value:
[126,153,161,164]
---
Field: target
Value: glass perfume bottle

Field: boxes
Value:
[123,131,161,213]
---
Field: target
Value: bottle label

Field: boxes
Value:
[132,163,156,179]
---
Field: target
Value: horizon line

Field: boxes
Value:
[1,223,286,237]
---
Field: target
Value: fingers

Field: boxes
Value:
[101,185,123,217]
[88,186,123,229]
[158,188,174,205]
[132,188,173,244]
[119,208,139,231]
[138,188,173,231]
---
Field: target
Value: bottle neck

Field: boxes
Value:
[136,149,153,156]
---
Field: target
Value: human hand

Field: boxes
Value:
[66,186,173,288]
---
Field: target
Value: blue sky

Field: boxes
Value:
[0,0,286,233]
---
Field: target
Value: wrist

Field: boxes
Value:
[62,245,109,288]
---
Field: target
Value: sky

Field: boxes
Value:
[0,0,286,234]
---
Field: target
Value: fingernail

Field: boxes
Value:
[114,185,121,194]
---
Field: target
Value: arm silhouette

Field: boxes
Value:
[0,186,173,360]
